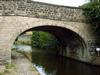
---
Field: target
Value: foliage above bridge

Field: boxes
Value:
[82,2,100,38]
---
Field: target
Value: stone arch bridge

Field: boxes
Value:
[0,0,95,66]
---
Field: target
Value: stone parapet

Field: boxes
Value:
[0,0,85,22]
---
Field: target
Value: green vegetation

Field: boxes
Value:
[82,1,100,40]
[15,40,31,45]
[0,63,15,75]
[0,73,3,75]
[5,63,14,69]
[31,31,59,50]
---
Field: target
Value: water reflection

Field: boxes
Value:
[13,44,100,75]
[32,51,100,75]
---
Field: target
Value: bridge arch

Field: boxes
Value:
[19,25,87,50]
[15,25,87,57]
[0,16,92,64]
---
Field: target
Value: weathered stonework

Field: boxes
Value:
[0,0,85,22]
[0,0,96,69]
[0,16,93,64]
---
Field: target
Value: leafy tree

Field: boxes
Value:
[31,31,40,47]
[31,31,59,50]
[82,1,100,38]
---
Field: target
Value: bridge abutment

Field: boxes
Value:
[0,35,11,69]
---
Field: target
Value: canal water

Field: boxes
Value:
[13,44,100,75]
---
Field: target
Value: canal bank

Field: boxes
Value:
[0,50,40,75]
[12,51,40,75]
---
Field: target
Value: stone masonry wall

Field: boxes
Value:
[0,0,96,69]
[0,0,85,22]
